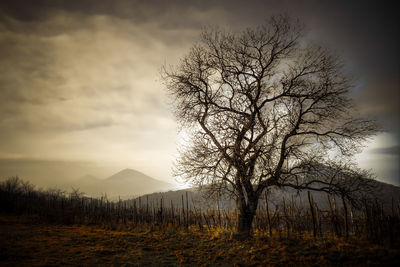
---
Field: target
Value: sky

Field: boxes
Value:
[0,0,399,187]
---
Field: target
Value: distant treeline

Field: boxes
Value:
[1,176,399,246]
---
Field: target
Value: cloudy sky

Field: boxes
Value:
[0,0,398,187]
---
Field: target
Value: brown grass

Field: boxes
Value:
[0,215,399,266]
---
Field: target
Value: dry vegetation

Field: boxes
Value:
[1,216,399,266]
[1,176,399,266]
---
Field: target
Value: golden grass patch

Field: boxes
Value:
[0,215,399,266]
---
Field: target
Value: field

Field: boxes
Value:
[1,177,400,266]
[1,215,399,266]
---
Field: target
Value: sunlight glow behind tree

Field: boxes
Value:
[163,15,378,238]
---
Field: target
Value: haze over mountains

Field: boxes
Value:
[74,169,175,198]
[0,158,176,199]
[136,180,400,213]
[1,158,399,205]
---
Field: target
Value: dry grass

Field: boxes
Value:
[0,215,399,266]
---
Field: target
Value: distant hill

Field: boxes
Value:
[132,179,400,212]
[73,168,175,199]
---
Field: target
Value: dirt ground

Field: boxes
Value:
[0,215,399,266]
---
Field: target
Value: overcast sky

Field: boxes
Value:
[0,0,398,186]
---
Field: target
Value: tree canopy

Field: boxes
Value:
[162,15,377,237]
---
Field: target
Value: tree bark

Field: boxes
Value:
[235,196,257,239]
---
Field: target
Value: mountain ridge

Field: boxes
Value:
[73,168,175,199]
[105,168,166,183]
[131,178,400,212]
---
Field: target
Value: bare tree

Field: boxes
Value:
[162,15,377,238]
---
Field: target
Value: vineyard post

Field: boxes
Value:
[308,191,317,238]
[264,191,272,237]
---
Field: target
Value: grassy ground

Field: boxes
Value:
[0,215,399,266]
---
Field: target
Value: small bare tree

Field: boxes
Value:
[162,15,377,238]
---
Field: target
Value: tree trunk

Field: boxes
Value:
[235,197,257,239]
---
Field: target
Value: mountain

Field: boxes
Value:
[132,179,400,212]
[103,169,174,198]
[73,169,175,199]
[0,159,177,198]
[106,169,163,183]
